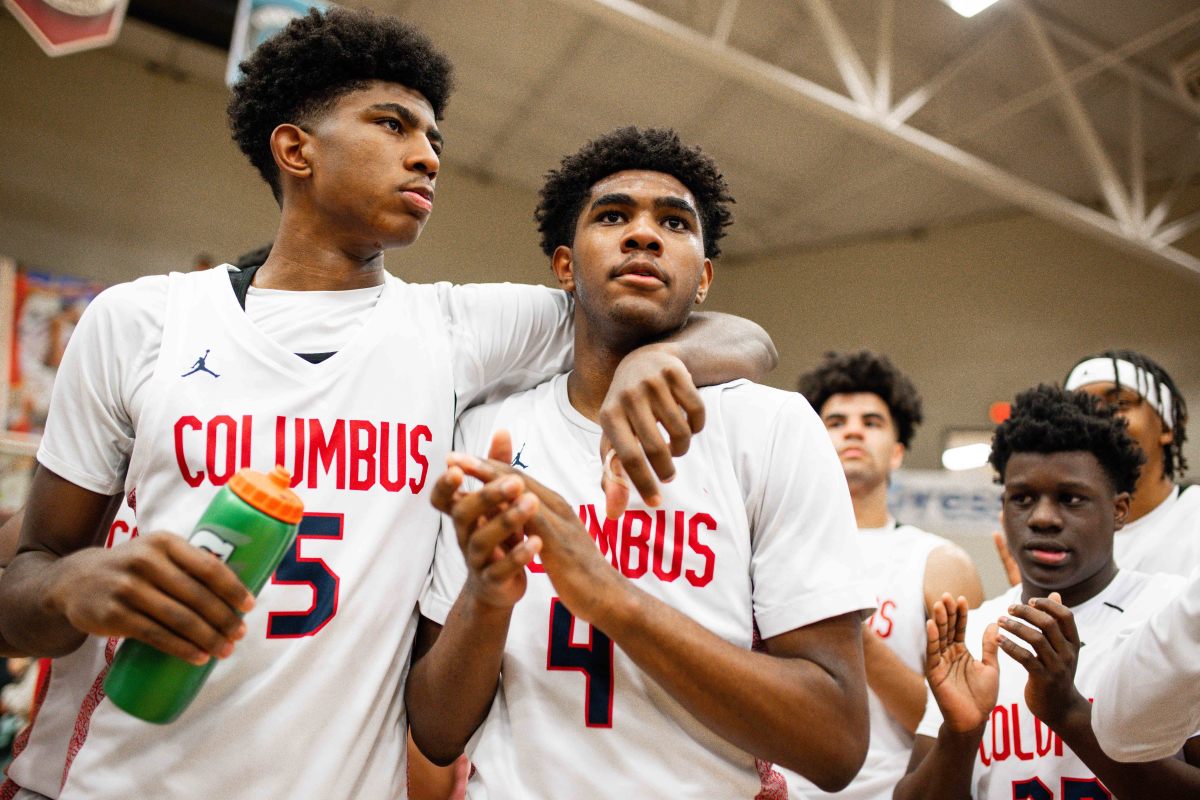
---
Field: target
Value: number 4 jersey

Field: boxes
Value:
[421,374,875,799]
[915,569,1192,800]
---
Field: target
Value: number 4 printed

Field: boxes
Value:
[547,598,615,728]
[267,513,343,638]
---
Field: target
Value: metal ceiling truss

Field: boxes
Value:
[550,0,1200,280]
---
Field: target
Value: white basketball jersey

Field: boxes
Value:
[421,375,874,799]
[13,267,459,799]
[1112,485,1200,577]
[915,570,1188,799]
[789,523,944,799]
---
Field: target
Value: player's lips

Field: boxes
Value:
[839,447,866,459]
[612,258,667,288]
[1023,542,1071,566]
[399,183,434,214]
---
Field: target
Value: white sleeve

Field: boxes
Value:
[438,282,573,414]
[729,387,875,639]
[1093,566,1200,762]
[915,682,943,739]
[35,279,164,496]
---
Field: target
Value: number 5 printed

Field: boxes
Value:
[1013,777,1110,799]
[547,598,615,728]
[267,513,343,638]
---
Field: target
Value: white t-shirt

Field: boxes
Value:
[788,522,946,800]
[243,281,384,355]
[1092,563,1200,763]
[420,374,875,799]
[1112,485,1200,577]
[914,570,1188,799]
[12,266,573,800]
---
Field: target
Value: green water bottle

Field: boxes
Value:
[104,465,304,724]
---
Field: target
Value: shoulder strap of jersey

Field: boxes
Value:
[227,264,262,310]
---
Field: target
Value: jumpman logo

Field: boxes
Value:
[511,443,529,470]
[181,350,220,378]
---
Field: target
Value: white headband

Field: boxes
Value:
[1065,357,1174,425]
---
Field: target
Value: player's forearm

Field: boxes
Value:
[654,311,778,384]
[893,726,981,800]
[862,631,926,733]
[1055,704,1200,798]
[591,580,866,791]
[406,596,514,766]
[0,551,88,656]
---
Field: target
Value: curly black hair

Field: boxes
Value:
[796,350,924,447]
[535,127,734,259]
[227,7,454,202]
[1067,349,1188,480]
[989,385,1144,494]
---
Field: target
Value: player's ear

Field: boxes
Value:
[889,442,905,472]
[693,259,713,305]
[271,123,313,182]
[1113,491,1132,529]
[551,246,576,293]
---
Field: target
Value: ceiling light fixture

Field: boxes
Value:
[942,0,1002,18]
[941,442,992,471]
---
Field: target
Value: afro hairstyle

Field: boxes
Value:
[989,384,1144,495]
[796,350,924,448]
[535,126,734,259]
[228,7,454,202]
[1067,349,1188,480]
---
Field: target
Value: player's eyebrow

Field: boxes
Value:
[367,102,444,149]
[589,192,635,211]
[654,196,698,219]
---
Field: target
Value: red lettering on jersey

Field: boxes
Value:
[581,504,619,567]
[105,520,139,548]
[991,704,1011,762]
[1034,716,1054,757]
[240,415,253,470]
[978,738,991,767]
[686,513,716,587]
[620,511,652,578]
[379,422,407,491]
[174,416,203,486]
[652,510,685,582]
[867,599,896,638]
[349,420,377,491]
[308,419,346,490]
[409,424,431,493]
[1011,703,1034,760]
[275,416,305,487]
[207,414,238,485]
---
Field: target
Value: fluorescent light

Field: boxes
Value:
[941,442,992,471]
[943,0,1001,18]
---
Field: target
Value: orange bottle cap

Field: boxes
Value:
[228,466,304,524]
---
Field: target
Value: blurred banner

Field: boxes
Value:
[889,468,1001,538]
[1,266,105,515]
[226,0,329,87]
[4,0,129,57]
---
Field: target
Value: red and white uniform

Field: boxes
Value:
[915,570,1189,800]
[421,375,874,799]
[9,266,572,800]
[789,522,945,799]
[1111,485,1200,577]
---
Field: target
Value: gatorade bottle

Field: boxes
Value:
[104,465,303,724]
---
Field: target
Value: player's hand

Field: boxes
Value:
[46,533,253,665]
[599,346,705,518]
[431,460,542,612]
[997,592,1086,729]
[925,593,999,734]
[992,530,1020,587]
[446,451,620,624]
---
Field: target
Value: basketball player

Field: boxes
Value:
[895,385,1200,800]
[792,350,983,799]
[995,350,1197,582]
[0,11,774,800]
[408,127,874,797]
